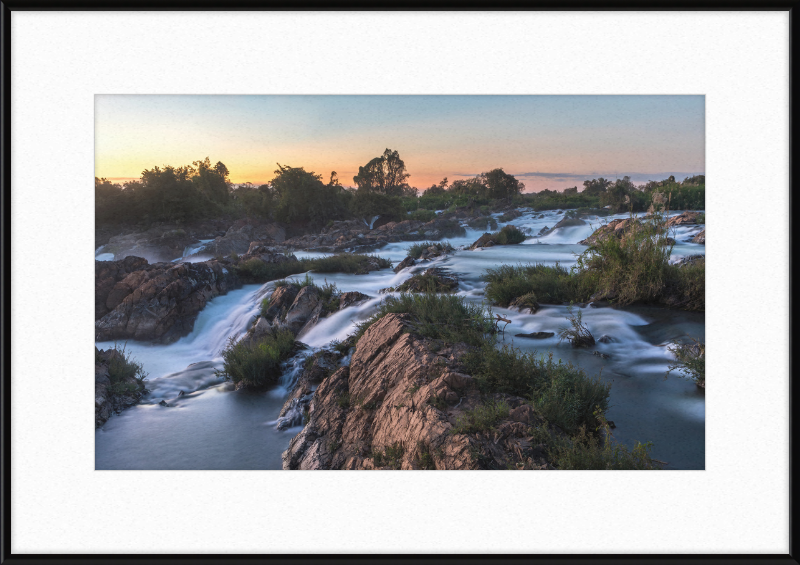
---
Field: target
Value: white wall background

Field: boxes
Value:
[10,11,790,554]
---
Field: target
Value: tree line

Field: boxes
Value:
[96,148,703,229]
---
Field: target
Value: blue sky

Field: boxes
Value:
[95,95,705,192]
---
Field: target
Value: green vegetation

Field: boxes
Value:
[350,292,655,467]
[372,442,405,469]
[530,416,660,470]
[665,336,705,388]
[406,241,454,259]
[484,263,575,307]
[235,253,391,283]
[483,214,704,311]
[462,346,609,434]
[415,441,436,470]
[450,400,510,435]
[558,306,595,348]
[395,271,456,293]
[104,344,148,396]
[354,293,494,347]
[215,330,296,388]
[494,224,526,245]
[408,209,437,222]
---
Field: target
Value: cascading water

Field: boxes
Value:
[95,208,705,470]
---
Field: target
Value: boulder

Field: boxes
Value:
[282,314,554,470]
[692,230,705,244]
[393,256,416,273]
[665,211,700,228]
[339,291,370,310]
[514,332,554,339]
[95,258,238,343]
[281,286,323,336]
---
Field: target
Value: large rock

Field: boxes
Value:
[281,286,324,336]
[95,256,150,319]
[578,218,635,246]
[665,211,700,228]
[95,258,239,343]
[393,256,416,273]
[282,314,553,470]
[692,229,705,244]
[101,227,201,263]
[200,219,286,258]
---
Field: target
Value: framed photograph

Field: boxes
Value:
[2,5,793,561]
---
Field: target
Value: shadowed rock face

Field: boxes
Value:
[282,314,554,470]
[279,218,466,253]
[692,229,705,244]
[95,257,239,343]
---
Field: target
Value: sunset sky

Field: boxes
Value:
[95,95,705,192]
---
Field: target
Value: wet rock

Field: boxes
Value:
[281,286,323,336]
[282,314,556,470]
[95,256,150,319]
[578,218,636,246]
[102,226,200,263]
[596,335,615,343]
[514,332,554,339]
[543,216,586,235]
[261,285,300,324]
[95,258,239,343]
[339,291,369,310]
[692,229,705,244]
[665,211,700,228]
[200,219,286,258]
[394,256,416,273]
[593,351,611,359]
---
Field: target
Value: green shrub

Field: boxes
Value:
[695,212,705,224]
[215,330,296,388]
[462,347,609,434]
[372,442,405,469]
[106,344,148,386]
[450,400,510,435]
[558,306,595,347]
[409,209,437,222]
[495,224,526,245]
[484,263,576,306]
[483,212,704,312]
[354,293,494,347]
[665,336,705,387]
[573,214,673,305]
[531,418,660,470]
[395,272,456,293]
[406,240,455,259]
[415,441,436,470]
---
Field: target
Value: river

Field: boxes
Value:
[95,209,705,470]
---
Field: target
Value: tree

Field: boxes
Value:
[192,157,230,205]
[271,164,349,228]
[582,178,612,195]
[479,168,525,199]
[353,148,411,196]
[423,177,448,197]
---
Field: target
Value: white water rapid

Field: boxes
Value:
[95,209,705,470]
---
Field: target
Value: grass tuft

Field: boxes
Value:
[215,330,296,388]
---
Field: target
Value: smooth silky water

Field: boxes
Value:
[95,209,705,469]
